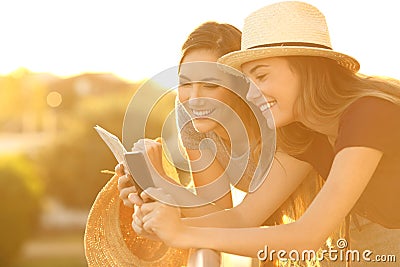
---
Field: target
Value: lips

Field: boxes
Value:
[191,108,215,117]
[259,100,277,112]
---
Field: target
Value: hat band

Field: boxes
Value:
[248,42,332,50]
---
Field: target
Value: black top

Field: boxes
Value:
[294,96,400,229]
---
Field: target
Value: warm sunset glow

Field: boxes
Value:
[46,91,62,108]
[1,2,399,267]
[1,0,399,80]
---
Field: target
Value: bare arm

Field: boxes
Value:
[118,140,232,217]
[143,147,382,257]
[183,151,313,228]
[182,149,233,214]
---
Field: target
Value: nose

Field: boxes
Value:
[189,83,202,99]
[246,81,262,102]
[188,83,205,106]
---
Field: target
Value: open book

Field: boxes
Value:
[95,125,218,207]
[94,125,154,193]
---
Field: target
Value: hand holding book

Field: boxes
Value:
[94,125,155,195]
[95,125,208,208]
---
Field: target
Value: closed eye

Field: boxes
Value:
[179,85,191,89]
[203,83,219,89]
[255,73,269,82]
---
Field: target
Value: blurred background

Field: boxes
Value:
[0,69,143,266]
[0,0,399,266]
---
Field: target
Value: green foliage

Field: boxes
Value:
[0,155,43,266]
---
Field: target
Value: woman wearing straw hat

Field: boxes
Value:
[129,1,400,266]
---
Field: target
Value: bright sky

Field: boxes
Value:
[0,0,399,82]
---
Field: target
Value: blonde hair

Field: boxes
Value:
[262,57,400,266]
[278,56,400,155]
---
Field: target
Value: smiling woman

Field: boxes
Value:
[126,2,400,267]
[178,54,248,137]
[89,21,266,267]
[243,58,301,128]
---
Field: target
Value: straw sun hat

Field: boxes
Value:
[84,174,189,266]
[219,1,360,72]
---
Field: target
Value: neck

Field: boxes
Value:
[301,118,339,146]
[214,126,230,143]
[214,115,251,157]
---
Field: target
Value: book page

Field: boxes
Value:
[94,125,127,164]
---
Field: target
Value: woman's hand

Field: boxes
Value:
[137,188,189,248]
[132,138,166,178]
[116,163,143,207]
[131,202,161,241]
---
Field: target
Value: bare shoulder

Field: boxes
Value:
[331,146,383,177]
[273,150,313,177]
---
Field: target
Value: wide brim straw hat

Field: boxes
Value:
[84,174,189,266]
[219,1,360,72]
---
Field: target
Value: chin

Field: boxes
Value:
[193,119,217,133]
[273,117,295,129]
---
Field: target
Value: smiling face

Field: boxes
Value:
[241,57,301,128]
[178,49,241,134]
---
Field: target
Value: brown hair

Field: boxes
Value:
[179,22,262,191]
[180,22,242,64]
[180,25,325,235]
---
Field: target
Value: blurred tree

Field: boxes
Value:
[0,154,43,266]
